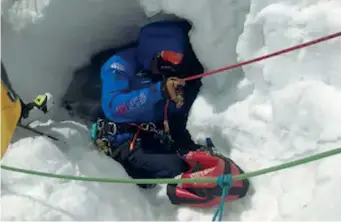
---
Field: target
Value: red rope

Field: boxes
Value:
[129,127,141,151]
[183,31,341,82]
[127,99,170,147]
[163,99,170,133]
[163,31,341,133]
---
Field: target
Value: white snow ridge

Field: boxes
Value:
[2,0,341,221]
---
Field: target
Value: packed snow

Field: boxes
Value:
[2,0,341,221]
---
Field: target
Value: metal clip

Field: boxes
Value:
[147,122,157,132]
[139,122,157,132]
[107,122,117,136]
[96,118,105,130]
[139,123,149,131]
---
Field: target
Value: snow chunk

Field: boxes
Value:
[1,121,154,221]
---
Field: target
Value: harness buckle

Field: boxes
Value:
[96,118,105,130]
[96,118,117,136]
[139,123,149,131]
[107,122,117,136]
[139,122,156,132]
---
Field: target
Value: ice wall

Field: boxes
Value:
[1,0,147,108]
[186,0,341,220]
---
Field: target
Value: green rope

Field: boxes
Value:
[1,147,340,184]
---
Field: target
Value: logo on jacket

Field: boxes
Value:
[126,92,147,111]
[111,62,125,72]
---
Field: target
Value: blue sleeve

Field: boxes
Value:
[101,66,164,123]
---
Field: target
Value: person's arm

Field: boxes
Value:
[101,60,166,123]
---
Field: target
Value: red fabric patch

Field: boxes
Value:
[161,51,183,65]
[115,104,128,115]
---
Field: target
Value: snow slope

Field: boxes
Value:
[1,121,154,220]
[186,0,341,221]
[2,0,341,221]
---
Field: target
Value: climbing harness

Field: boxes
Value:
[90,113,174,156]
[129,127,141,151]
[93,78,181,153]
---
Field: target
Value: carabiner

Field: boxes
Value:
[139,123,150,131]
[96,118,105,130]
[107,122,117,136]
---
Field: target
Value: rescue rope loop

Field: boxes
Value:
[212,174,232,222]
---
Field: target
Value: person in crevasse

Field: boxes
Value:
[91,20,249,207]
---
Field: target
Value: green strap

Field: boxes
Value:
[1,147,340,184]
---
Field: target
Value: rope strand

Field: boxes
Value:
[2,147,340,184]
[183,31,341,82]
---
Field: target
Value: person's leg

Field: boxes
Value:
[126,147,189,179]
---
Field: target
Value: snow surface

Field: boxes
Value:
[2,0,341,221]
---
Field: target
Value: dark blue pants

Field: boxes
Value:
[117,137,189,189]
[125,147,188,179]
